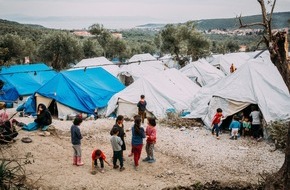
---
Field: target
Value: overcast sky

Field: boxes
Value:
[0,0,289,29]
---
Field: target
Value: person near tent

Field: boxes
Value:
[110,115,126,161]
[71,117,84,166]
[230,63,236,73]
[0,120,18,144]
[0,104,9,125]
[242,117,251,137]
[143,117,157,163]
[22,103,52,131]
[130,115,145,171]
[229,115,241,140]
[137,95,147,124]
[110,127,125,171]
[91,149,111,174]
[249,106,263,142]
[211,108,224,139]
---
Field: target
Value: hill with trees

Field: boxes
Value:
[136,11,290,30]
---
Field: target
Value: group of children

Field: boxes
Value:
[70,113,157,174]
[211,106,263,141]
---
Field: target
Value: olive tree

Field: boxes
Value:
[37,32,83,70]
[159,21,210,67]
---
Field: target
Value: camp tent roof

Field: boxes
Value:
[186,57,290,127]
[73,56,119,77]
[106,68,200,119]
[180,59,225,86]
[210,52,251,75]
[0,63,57,100]
[118,54,167,82]
[159,54,180,69]
[35,67,125,114]
[128,53,157,62]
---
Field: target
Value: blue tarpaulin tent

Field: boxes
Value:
[33,67,125,117]
[0,63,57,101]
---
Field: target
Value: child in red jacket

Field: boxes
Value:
[91,149,111,174]
[211,108,224,139]
[143,117,157,163]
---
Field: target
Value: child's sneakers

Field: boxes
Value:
[142,157,150,162]
[113,165,119,169]
[147,159,156,163]
[120,167,125,172]
[216,136,220,140]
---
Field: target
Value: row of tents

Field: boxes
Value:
[0,51,289,128]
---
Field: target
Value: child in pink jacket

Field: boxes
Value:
[143,117,157,163]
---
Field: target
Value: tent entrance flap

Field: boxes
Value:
[203,96,250,128]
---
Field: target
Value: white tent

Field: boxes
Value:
[186,57,290,128]
[180,58,225,86]
[106,68,201,119]
[159,54,180,69]
[128,53,157,62]
[210,52,251,75]
[118,53,167,85]
[73,56,119,77]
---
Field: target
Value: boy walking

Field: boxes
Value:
[110,127,125,171]
[211,108,224,139]
[137,95,147,124]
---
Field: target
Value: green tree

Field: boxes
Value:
[82,39,103,58]
[37,32,83,70]
[0,34,26,64]
[106,38,128,60]
[89,24,113,57]
[159,22,210,67]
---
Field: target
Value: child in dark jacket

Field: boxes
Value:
[137,95,147,124]
[71,117,84,166]
[131,115,145,170]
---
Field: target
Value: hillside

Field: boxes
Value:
[136,11,290,30]
[0,19,56,39]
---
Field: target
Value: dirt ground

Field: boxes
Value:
[1,109,285,190]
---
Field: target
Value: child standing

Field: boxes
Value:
[137,95,147,124]
[131,115,145,171]
[229,115,241,140]
[211,108,224,139]
[70,117,84,166]
[91,149,111,174]
[110,115,126,160]
[242,117,251,137]
[110,127,125,171]
[143,117,157,163]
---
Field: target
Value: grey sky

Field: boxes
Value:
[0,0,289,29]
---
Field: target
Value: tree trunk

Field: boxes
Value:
[265,31,290,190]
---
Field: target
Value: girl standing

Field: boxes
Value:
[143,117,157,163]
[131,115,145,170]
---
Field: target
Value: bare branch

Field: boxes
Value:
[255,38,265,50]
[257,0,269,24]
[269,0,277,22]
[238,15,266,28]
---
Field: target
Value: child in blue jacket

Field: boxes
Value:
[229,115,241,140]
